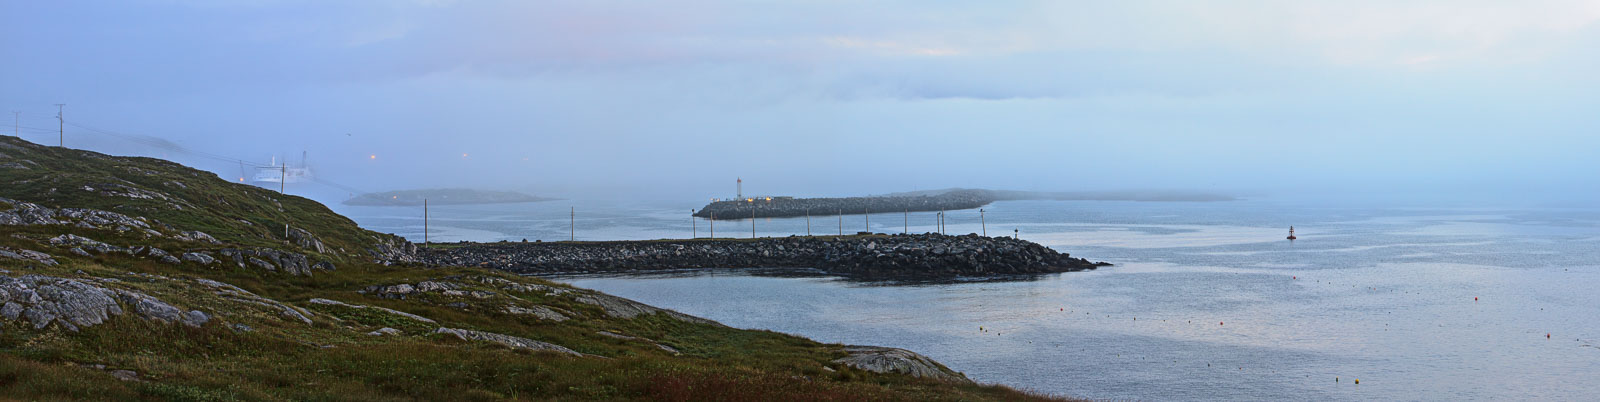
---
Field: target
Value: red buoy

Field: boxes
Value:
[1220,322,1224,326]
[1287,226,1297,240]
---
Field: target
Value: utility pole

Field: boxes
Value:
[281,165,289,239]
[837,209,842,235]
[903,209,907,234]
[710,211,714,238]
[980,209,987,237]
[54,104,64,147]
[805,209,811,236]
[570,207,574,241]
[691,209,696,239]
[751,209,756,239]
[424,198,429,247]
[864,208,869,234]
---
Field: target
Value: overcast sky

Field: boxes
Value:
[3,0,1598,203]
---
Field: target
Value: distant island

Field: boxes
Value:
[694,188,1232,220]
[344,188,554,206]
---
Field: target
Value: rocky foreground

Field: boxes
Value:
[426,233,1109,279]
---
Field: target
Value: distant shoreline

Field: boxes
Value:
[694,188,1232,220]
[344,188,555,206]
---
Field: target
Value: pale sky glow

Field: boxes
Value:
[2,1,1597,202]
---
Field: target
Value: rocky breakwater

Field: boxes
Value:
[426,233,1109,280]
[693,189,993,220]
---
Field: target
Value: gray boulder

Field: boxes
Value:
[0,275,125,331]
[181,252,215,265]
[832,346,971,383]
[502,305,569,321]
[181,310,210,327]
[573,292,717,325]
[288,228,327,253]
[115,290,183,324]
[367,327,402,336]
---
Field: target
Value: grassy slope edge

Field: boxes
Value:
[0,137,1076,401]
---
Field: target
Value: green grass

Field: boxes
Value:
[0,136,394,262]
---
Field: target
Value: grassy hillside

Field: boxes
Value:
[0,136,388,261]
[0,138,1076,401]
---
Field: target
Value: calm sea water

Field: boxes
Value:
[337,198,1600,401]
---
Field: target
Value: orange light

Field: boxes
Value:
[369,155,377,159]
[462,153,469,158]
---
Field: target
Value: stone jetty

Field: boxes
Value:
[424,233,1109,280]
[694,189,993,220]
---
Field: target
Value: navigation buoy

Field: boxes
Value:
[1354,379,1359,385]
[1220,321,1224,326]
[1475,297,1478,301]
[1548,333,1551,339]
[1287,226,1298,240]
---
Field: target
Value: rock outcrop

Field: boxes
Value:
[308,298,436,323]
[217,248,332,276]
[833,346,971,384]
[694,189,993,220]
[427,233,1108,280]
[572,292,716,325]
[1,197,218,244]
[0,274,208,331]
[431,327,582,356]
[0,247,58,266]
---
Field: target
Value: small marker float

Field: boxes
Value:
[1287,226,1298,240]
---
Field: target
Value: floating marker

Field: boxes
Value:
[1354,379,1360,385]
[1220,322,1224,326]
[1475,297,1478,301]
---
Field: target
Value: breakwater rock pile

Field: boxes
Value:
[425,233,1109,280]
[693,189,992,220]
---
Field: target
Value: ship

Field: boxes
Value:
[251,152,312,186]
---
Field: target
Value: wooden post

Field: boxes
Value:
[424,198,429,246]
[980,208,986,237]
